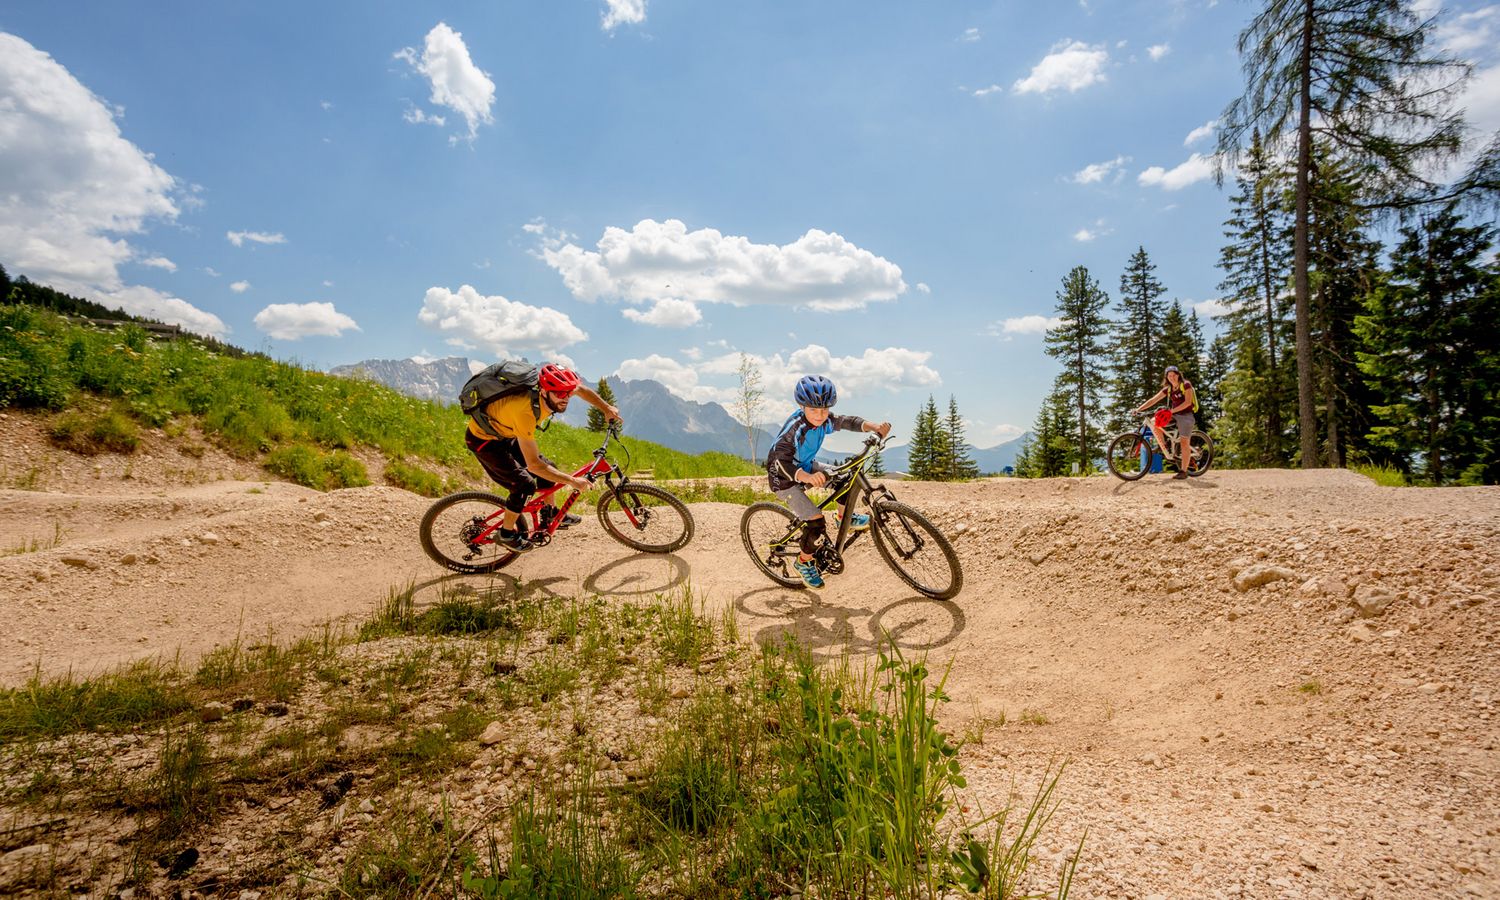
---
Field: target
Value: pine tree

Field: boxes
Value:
[1014,390,1073,478]
[1220,0,1471,466]
[907,396,943,480]
[1199,334,1233,430]
[1108,247,1169,431]
[868,450,886,478]
[587,377,617,433]
[1309,150,1382,468]
[1157,301,1200,394]
[945,396,979,479]
[1216,131,1293,464]
[1356,204,1500,483]
[0,262,11,301]
[1044,266,1111,471]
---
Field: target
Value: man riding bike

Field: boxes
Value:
[465,363,621,551]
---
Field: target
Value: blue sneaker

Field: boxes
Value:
[847,512,870,532]
[793,558,825,589]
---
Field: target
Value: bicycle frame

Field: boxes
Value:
[471,426,640,548]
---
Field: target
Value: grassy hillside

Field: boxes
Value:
[0,305,758,491]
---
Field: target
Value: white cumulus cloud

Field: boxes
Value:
[622,297,702,328]
[1071,155,1129,184]
[959,27,982,43]
[1193,298,1235,318]
[990,315,1063,337]
[1138,152,1217,190]
[538,218,907,314]
[972,84,1005,97]
[1147,43,1171,61]
[253,302,360,340]
[602,0,647,31]
[0,33,227,335]
[618,345,941,409]
[139,256,176,271]
[229,281,250,293]
[1183,119,1218,146]
[227,230,286,247]
[1073,228,1099,242]
[1013,39,1109,95]
[396,22,495,141]
[417,284,587,359]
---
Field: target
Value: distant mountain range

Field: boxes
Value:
[329,355,1029,472]
[328,356,480,403]
[868,432,1032,475]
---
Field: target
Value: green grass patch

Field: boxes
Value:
[667,479,776,505]
[1351,462,1408,486]
[2,305,759,489]
[47,406,140,455]
[0,660,193,740]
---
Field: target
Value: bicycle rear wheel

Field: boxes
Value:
[596,483,694,553]
[740,501,805,589]
[1186,431,1214,476]
[1106,432,1149,481]
[419,491,521,574]
[869,500,962,600]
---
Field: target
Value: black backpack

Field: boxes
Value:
[459,360,544,437]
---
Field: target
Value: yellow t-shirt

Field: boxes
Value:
[467,391,553,440]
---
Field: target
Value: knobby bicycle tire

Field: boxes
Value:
[869,500,963,600]
[740,501,804,589]
[419,491,521,575]
[596,483,694,553]
[1187,431,1214,476]
[1106,432,1150,481]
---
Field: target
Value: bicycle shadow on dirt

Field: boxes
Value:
[1110,475,1221,495]
[581,553,691,598]
[734,586,966,661]
[408,571,573,608]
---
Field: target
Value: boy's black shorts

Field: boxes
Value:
[465,431,559,512]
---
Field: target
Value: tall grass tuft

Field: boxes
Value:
[1351,462,1408,487]
[0,660,192,740]
[47,406,140,455]
[466,774,642,900]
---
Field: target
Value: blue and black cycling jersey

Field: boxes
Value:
[765,410,866,492]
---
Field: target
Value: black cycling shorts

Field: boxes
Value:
[465,431,559,512]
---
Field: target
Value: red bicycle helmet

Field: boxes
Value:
[1153,408,1174,428]
[539,363,581,394]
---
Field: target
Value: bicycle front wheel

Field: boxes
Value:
[1106,432,1149,481]
[596,483,694,553]
[740,501,805,589]
[1187,431,1214,476]
[869,500,962,600]
[419,491,521,574]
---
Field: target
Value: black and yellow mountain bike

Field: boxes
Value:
[739,434,963,600]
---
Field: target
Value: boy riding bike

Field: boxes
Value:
[766,374,890,589]
[465,363,621,552]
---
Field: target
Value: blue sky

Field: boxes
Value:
[3,1,1496,452]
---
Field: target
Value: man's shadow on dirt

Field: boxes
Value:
[734,586,966,660]
[409,553,691,607]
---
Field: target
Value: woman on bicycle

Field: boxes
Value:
[1132,365,1197,479]
[766,374,890,588]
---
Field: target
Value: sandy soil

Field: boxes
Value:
[2,409,1498,898]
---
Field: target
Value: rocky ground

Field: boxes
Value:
[1,409,1497,898]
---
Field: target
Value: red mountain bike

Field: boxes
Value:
[419,424,694,574]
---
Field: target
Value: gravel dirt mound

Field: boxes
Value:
[2,442,1497,897]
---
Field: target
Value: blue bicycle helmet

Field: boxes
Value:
[794,374,837,408]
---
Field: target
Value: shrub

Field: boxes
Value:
[264,444,370,490]
[48,407,140,455]
[385,457,449,497]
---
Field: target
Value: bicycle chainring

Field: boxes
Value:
[814,542,844,576]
